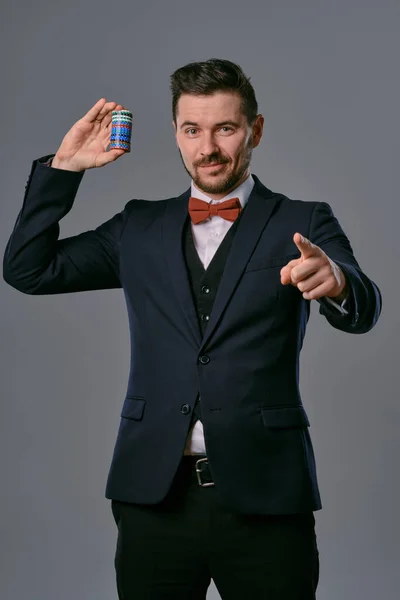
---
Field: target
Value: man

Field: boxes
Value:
[3,59,381,599]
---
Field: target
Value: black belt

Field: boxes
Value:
[182,455,215,487]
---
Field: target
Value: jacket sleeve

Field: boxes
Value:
[309,201,382,334]
[3,156,134,295]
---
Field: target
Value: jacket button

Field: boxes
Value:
[201,314,210,321]
[181,404,191,415]
[199,355,210,364]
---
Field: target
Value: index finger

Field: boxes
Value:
[293,233,319,256]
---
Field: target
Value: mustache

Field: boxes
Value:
[195,157,229,167]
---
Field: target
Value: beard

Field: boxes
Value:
[178,140,253,196]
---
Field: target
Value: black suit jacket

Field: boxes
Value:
[3,157,382,515]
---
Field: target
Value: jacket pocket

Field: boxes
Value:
[244,253,299,273]
[121,396,146,420]
[260,405,310,428]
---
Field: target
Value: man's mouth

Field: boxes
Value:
[200,162,225,168]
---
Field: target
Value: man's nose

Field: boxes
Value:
[200,134,219,156]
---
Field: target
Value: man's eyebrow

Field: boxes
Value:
[180,120,241,130]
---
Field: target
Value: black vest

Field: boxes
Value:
[182,214,242,426]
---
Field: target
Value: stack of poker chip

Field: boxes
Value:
[110,110,133,152]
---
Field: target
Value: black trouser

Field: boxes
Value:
[111,455,319,599]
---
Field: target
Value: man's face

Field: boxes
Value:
[173,92,263,199]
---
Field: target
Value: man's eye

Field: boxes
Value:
[186,128,197,135]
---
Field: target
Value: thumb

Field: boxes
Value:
[96,148,126,167]
[293,232,316,259]
[280,257,302,285]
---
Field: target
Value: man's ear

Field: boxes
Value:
[251,115,264,147]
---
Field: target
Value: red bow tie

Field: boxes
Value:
[188,196,242,225]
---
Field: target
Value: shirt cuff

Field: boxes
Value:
[40,156,54,167]
[320,295,349,316]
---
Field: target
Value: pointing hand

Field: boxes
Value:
[280,233,348,301]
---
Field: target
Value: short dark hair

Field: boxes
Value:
[170,58,258,126]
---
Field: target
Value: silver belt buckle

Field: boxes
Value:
[195,457,215,487]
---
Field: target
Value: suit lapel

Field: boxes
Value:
[163,187,203,348]
[199,176,279,352]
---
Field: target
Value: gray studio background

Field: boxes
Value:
[0,1,398,599]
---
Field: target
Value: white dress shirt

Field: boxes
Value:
[183,172,348,455]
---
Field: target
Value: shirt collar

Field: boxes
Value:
[190,172,255,209]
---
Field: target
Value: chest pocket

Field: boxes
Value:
[244,253,299,273]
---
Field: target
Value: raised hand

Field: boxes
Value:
[52,98,128,171]
[280,233,348,301]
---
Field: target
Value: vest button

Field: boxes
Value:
[181,404,191,415]
[199,355,210,365]
[201,286,211,294]
[201,314,210,321]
